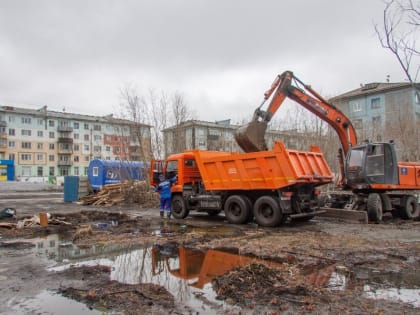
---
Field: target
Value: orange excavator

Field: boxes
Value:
[235,70,420,222]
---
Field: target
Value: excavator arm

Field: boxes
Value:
[235,70,357,154]
[235,70,358,187]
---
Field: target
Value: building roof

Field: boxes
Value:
[0,104,151,127]
[162,119,239,132]
[329,82,419,101]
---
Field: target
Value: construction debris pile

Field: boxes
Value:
[78,181,159,206]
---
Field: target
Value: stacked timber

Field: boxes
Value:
[78,180,159,206]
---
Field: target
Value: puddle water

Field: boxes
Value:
[11,290,101,315]
[5,222,420,313]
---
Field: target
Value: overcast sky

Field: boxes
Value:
[0,0,410,123]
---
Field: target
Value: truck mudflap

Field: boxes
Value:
[289,210,326,219]
[318,207,368,223]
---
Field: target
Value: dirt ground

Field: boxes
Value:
[0,194,419,315]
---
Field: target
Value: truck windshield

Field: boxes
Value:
[166,160,178,178]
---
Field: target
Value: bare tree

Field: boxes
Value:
[374,0,420,83]
[170,92,195,153]
[119,84,152,161]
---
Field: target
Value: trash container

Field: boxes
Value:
[64,176,79,202]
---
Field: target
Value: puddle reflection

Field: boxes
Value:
[12,230,420,312]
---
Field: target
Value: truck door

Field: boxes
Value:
[150,160,164,187]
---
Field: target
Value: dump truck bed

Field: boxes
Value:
[192,141,333,191]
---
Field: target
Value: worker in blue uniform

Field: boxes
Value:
[155,174,177,218]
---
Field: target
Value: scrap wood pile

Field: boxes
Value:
[212,263,311,307]
[78,180,159,206]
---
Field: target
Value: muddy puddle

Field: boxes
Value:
[3,220,420,314]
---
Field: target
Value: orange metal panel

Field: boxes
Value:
[193,141,333,191]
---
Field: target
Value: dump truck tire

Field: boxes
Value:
[253,196,283,227]
[171,195,189,219]
[367,193,383,223]
[242,195,254,222]
[224,195,251,224]
[399,195,419,220]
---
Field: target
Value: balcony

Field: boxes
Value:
[58,137,74,143]
[58,148,73,154]
[58,160,73,166]
[58,126,73,132]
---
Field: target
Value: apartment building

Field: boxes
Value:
[329,81,420,160]
[0,105,152,179]
[162,119,321,157]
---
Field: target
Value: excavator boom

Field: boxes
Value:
[235,71,357,155]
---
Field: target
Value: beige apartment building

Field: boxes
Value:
[0,105,152,179]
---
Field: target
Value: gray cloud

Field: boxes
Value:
[0,0,409,121]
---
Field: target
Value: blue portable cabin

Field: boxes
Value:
[88,159,147,191]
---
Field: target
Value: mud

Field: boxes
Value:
[0,196,419,314]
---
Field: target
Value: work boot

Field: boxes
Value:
[160,211,164,218]
[167,212,171,219]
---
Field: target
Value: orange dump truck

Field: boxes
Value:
[150,141,333,227]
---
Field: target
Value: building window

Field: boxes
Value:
[49,155,55,161]
[84,156,89,162]
[49,120,55,127]
[21,129,32,136]
[84,134,89,141]
[93,124,101,131]
[8,153,15,160]
[84,144,89,151]
[94,135,102,141]
[21,153,32,161]
[49,167,55,176]
[22,142,31,149]
[37,143,43,149]
[371,98,381,109]
[84,167,88,176]
[74,144,79,151]
[74,133,79,139]
[49,132,55,138]
[74,166,79,176]
[38,119,43,125]
[106,146,110,152]
[22,117,32,124]
[353,119,363,129]
[8,141,15,148]
[352,103,361,112]
[94,146,101,152]
[49,143,55,150]
[8,129,15,136]
[84,123,89,130]
[74,155,79,162]
[372,116,381,125]
[37,154,44,161]
[74,122,79,129]
[37,167,43,176]
[37,131,43,137]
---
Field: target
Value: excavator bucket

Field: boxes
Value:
[234,120,268,152]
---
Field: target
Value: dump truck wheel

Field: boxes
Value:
[224,195,250,224]
[399,195,419,220]
[253,196,283,227]
[367,193,383,223]
[242,195,254,222]
[171,195,189,219]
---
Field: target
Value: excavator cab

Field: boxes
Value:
[345,142,398,188]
